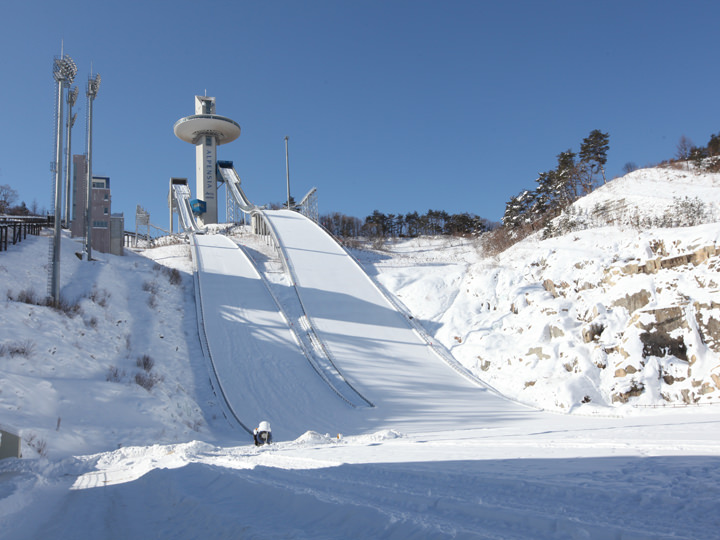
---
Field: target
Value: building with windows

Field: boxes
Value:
[70,154,124,255]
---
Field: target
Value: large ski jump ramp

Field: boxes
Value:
[192,234,362,439]
[260,210,534,432]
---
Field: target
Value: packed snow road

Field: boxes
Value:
[4,415,720,540]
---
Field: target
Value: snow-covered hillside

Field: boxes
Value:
[358,166,720,413]
[0,165,719,539]
[0,236,228,457]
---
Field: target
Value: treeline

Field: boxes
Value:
[673,131,720,171]
[321,209,495,239]
[0,184,42,216]
[478,130,610,255]
[502,129,610,230]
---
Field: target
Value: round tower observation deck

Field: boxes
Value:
[173,114,241,145]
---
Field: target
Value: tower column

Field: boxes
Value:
[196,135,218,225]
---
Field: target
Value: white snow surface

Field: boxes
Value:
[1,167,719,539]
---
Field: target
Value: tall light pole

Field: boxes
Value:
[285,136,291,209]
[63,86,78,228]
[49,52,77,305]
[83,72,101,261]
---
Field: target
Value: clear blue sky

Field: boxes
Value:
[2,0,718,227]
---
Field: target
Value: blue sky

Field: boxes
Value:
[1,0,718,227]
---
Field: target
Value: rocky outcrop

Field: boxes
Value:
[694,301,720,353]
[633,307,689,361]
[465,231,719,411]
[612,290,652,314]
[612,245,717,277]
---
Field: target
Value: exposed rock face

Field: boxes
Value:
[582,323,605,343]
[612,382,644,403]
[612,290,652,314]
[630,307,689,361]
[694,301,720,353]
[466,234,720,411]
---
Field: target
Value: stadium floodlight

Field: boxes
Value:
[68,85,79,108]
[87,73,101,98]
[53,55,77,83]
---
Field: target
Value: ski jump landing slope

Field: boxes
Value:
[192,234,360,440]
[262,210,534,433]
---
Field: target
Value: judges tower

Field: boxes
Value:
[174,96,241,225]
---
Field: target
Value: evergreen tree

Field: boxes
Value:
[364,210,388,238]
[502,190,534,228]
[579,129,610,183]
[405,211,420,237]
[554,150,579,208]
[707,132,720,156]
[534,171,555,216]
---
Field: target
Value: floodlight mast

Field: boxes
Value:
[83,73,101,261]
[285,136,291,209]
[49,53,77,306]
[63,86,78,228]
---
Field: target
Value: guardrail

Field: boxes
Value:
[0,217,48,252]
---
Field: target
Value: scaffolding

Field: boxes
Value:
[296,187,318,223]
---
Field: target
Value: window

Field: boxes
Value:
[103,208,109,215]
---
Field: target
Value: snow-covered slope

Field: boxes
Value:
[357,166,720,413]
[572,165,720,226]
[0,234,218,457]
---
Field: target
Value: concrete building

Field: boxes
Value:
[70,154,124,255]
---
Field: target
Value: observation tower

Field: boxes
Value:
[174,96,241,225]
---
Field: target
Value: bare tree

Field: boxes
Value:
[0,184,18,214]
[676,135,694,161]
[622,162,638,175]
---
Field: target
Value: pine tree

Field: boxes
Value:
[579,129,610,183]
[502,190,534,228]
[554,150,579,208]
[405,211,420,237]
[534,171,555,216]
[707,133,720,156]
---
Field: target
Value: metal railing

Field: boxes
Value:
[0,217,48,252]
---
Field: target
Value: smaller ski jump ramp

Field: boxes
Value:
[192,234,360,439]
[172,184,203,234]
[263,210,533,432]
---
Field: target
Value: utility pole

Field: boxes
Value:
[285,136,291,209]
